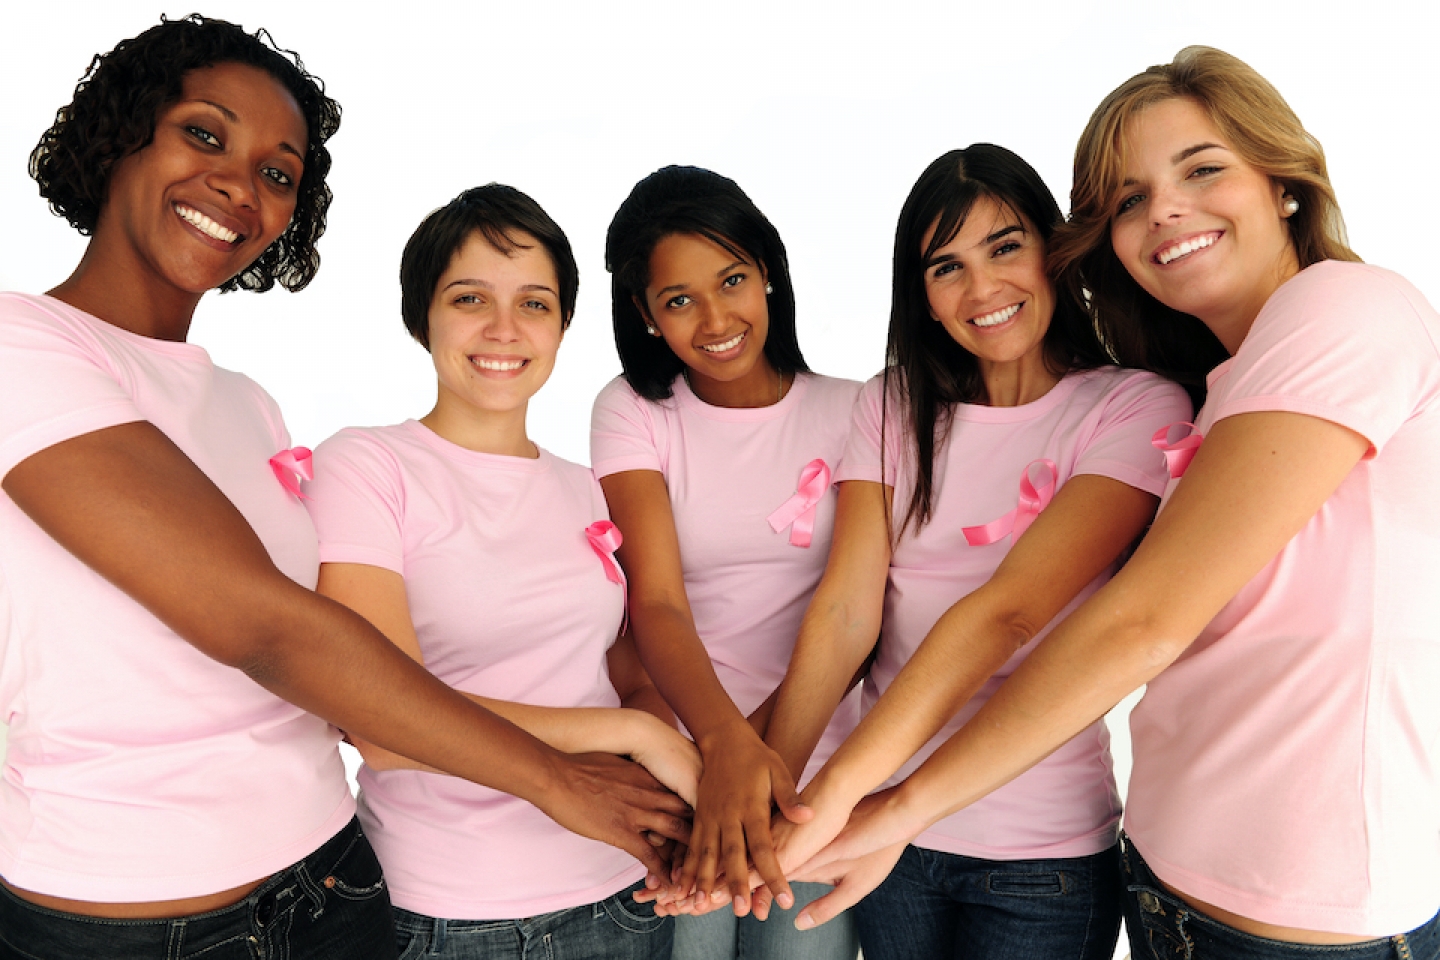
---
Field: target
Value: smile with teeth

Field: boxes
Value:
[1155,232,1220,265]
[972,303,1021,328]
[471,356,528,372]
[175,203,241,244]
[699,331,746,353]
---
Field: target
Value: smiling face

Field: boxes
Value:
[641,232,778,406]
[923,194,1055,395]
[96,61,306,306]
[1108,96,1300,351]
[426,230,564,428]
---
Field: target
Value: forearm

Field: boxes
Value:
[629,600,750,746]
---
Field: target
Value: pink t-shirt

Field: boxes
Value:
[590,373,863,785]
[839,366,1189,859]
[0,293,353,901]
[305,421,642,919]
[1126,261,1440,936]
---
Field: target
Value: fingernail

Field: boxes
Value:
[778,891,794,909]
[645,874,659,889]
[710,889,727,903]
[795,911,815,930]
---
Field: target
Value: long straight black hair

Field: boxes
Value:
[605,166,809,401]
[887,145,1111,536]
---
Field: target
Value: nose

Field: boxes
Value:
[206,156,259,210]
[696,297,728,333]
[1148,179,1189,226]
[483,303,521,342]
[965,261,1004,303]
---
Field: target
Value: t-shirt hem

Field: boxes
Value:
[913,819,1118,862]
[0,793,357,902]
[1210,396,1385,455]
[316,544,405,574]
[388,862,646,920]
[1074,460,1170,498]
[591,454,663,479]
[0,401,142,479]
[1134,838,1431,938]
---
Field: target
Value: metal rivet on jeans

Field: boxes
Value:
[1138,891,1165,915]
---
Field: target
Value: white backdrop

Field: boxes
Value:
[1,2,1435,947]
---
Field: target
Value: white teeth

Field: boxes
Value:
[972,303,1020,328]
[700,332,746,353]
[1157,234,1217,265]
[472,357,526,371]
[175,204,239,244]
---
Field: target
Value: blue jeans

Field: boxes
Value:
[672,881,858,960]
[852,842,1122,960]
[0,816,396,959]
[1120,835,1440,959]
[392,879,671,960]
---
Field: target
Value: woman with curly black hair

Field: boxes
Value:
[0,16,689,960]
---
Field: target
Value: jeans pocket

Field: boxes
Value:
[986,869,1066,898]
[316,830,388,901]
[601,886,668,935]
[394,926,429,960]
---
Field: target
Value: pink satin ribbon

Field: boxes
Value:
[269,446,313,500]
[767,458,831,548]
[586,520,629,635]
[1152,422,1204,479]
[961,459,1058,546]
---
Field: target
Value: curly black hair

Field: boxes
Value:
[28,14,342,293]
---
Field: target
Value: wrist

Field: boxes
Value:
[694,715,760,759]
[886,776,937,841]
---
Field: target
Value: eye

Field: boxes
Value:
[665,294,692,310]
[521,298,550,312]
[186,124,221,148]
[993,240,1022,257]
[722,273,745,288]
[452,293,483,306]
[262,166,295,188]
[929,261,960,281]
[1189,164,1223,178]
[1116,192,1144,215]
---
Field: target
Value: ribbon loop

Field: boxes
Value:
[1152,422,1204,480]
[269,446,313,500]
[767,459,832,549]
[586,520,629,635]
[961,459,1058,546]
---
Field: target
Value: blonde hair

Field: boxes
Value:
[1051,46,1360,397]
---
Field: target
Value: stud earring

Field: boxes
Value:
[765,283,774,295]
[646,325,660,336]
[1282,197,1300,216]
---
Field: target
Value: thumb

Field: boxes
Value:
[769,763,813,825]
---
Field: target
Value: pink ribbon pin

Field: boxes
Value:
[586,520,629,635]
[767,458,832,548]
[961,459,1058,546]
[269,446,313,500]
[1152,422,1204,480]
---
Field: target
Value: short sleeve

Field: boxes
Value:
[589,377,664,478]
[1211,263,1440,456]
[304,430,407,575]
[834,374,901,486]
[1073,371,1193,496]
[0,295,144,479]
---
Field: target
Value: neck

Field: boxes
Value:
[420,393,537,459]
[685,360,788,409]
[48,238,202,342]
[978,350,1060,407]
[1203,248,1303,356]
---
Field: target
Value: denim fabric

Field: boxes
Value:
[0,817,397,960]
[1121,835,1440,960]
[852,842,1122,960]
[671,881,858,960]
[391,879,671,960]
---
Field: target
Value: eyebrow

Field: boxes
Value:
[654,260,747,299]
[192,98,303,159]
[442,279,558,295]
[1172,141,1224,164]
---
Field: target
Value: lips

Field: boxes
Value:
[698,330,747,355]
[470,355,528,372]
[174,202,244,245]
[1153,231,1221,266]
[972,302,1021,328]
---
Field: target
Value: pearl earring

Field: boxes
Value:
[765,283,774,295]
[645,325,659,336]
[1282,197,1300,216]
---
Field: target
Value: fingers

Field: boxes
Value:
[742,816,793,914]
[723,820,757,915]
[794,841,907,931]
[750,882,775,922]
[794,883,856,931]
[769,762,813,826]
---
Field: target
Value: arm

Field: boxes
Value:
[600,468,808,914]
[773,474,1158,873]
[764,479,891,781]
[318,562,700,805]
[2,422,690,878]
[789,411,1370,927]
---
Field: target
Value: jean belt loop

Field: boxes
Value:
[432,915,447,954]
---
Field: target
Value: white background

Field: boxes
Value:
[1,1,1435,949]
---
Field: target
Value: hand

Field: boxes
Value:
[791,787,920,878]
[626,714,702,807]
[791,840,908,930]
[544,752,692,882]
[680,725,812,916]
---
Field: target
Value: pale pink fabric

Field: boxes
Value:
[0,293,353,901]
[590,373,863,785]
[306,421,641,919]
[839,366,1189,859]
[1126,261,1440,936]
